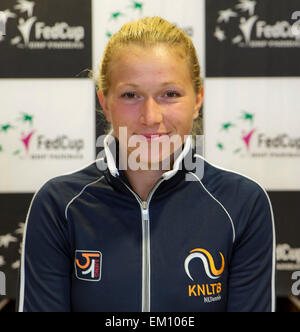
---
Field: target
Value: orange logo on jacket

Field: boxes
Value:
[184,248,225,281]
[184,248,225,301]
[75,251,102,281]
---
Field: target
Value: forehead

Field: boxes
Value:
[108,44,192,86]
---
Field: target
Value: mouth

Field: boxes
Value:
[138,133,170,142]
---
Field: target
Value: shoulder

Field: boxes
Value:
[30,160,106,218]
[193,154,269,202]
[192,154,274,242]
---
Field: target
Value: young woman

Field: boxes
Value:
[17,17,276,312]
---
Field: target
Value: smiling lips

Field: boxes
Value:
[138,133,170,141]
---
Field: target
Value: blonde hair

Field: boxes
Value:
[97,16,202,96]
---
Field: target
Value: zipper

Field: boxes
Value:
[118,178,164,312]
[141,201,150,312]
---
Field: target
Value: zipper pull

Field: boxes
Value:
[142,201,149,222]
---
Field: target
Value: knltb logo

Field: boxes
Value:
[75,251,102,282]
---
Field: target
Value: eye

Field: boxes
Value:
[164,90,181,98]
[121,92,138,99]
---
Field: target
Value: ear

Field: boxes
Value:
[97,91,112,122]
[193,86,204,120]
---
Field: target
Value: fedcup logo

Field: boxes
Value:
[214,0,300,48]
[291,271,300,296]
[0,11,9,37]
[104,0,193,40]
[75,251,102,282]
[291,11,300,37]
[95,127,205,182]
[0,0,85,49]
[0,271,6,296]
[0,112,36,158]
[105,1,144,39]
[0,111,85,160]
[216,111,257,157]
[0,9,16,38]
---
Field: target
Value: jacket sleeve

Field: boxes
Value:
[226,186,276,312]
[17,181,72,312]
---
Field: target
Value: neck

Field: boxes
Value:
[104,134,193,200]
[124,168,165,201]
[120,150,176,201]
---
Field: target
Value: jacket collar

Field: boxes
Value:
[103,133,194,181]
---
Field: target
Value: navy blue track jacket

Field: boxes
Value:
[17,136,276,312]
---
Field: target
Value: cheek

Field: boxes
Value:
[110,102,139,131]
[166,105,195,131]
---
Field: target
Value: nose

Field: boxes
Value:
[139,97,163,126]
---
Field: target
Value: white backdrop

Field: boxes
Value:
[204,78,300,191]
[0,79,95,193]
[92,0,206,80]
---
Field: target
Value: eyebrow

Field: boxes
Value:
[117,81,183,89]
[117,84,139,90]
